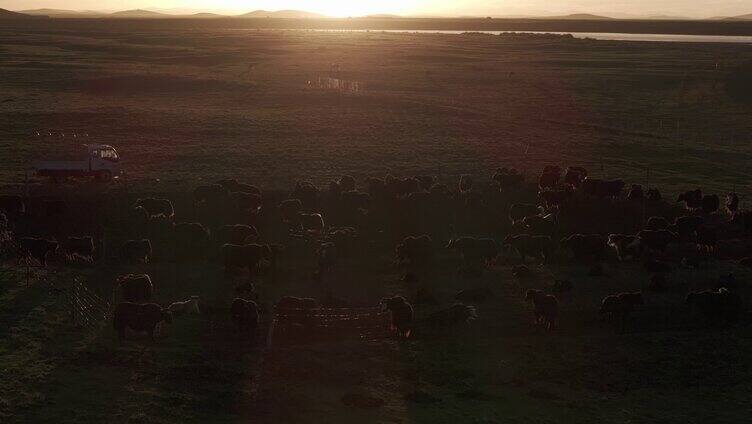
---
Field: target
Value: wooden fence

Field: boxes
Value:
[43,276,112,329]
[70,279,112,328]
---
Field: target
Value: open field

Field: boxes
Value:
[2,183,752,424]
[2,20,752,424]
[1,21,752,197]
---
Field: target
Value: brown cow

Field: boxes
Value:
[230,298,260,340]
[113,302,172,341]
[117,274,154,303]
[18,237,59,267]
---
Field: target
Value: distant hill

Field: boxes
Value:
[20,8,103,17]
[544,13,614,20]
[239,9,325,18]
[725,13,752,20]
[191,12,223,18]
[643,14,690,20]
[110,9,165,18]
[709,13,752,20]
[364,14,401,19]
[0,8,45,18]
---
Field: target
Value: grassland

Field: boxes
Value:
[2,188,752,423]
[2,20,752,424]
[1,22,752,197]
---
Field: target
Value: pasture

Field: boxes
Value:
[1,23,752,196]
[1,20,752,424]
[1,176,752,423]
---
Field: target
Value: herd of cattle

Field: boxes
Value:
[0,165,750,342]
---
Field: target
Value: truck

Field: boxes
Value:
[33,144,121,181]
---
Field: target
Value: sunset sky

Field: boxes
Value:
[3,0,750,18]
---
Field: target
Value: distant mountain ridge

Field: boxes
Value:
[724,13,752,20]
[364,14,401,18]
[109,9,165,17]
[191,12,223,18]
[6,8,752,21]
[20,8,103,16]
[544,13,614,20]
[240,9,325,18]
[21,8,79,16]
[0,8,47,18]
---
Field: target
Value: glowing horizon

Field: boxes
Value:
[3,0,751,19]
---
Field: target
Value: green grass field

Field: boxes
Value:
[2,20,752,424]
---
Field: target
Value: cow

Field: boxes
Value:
[113,302,172,341]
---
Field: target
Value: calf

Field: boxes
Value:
[626,184,644,201]
[563,166,587,188]
[551,280,573,296]
[0,195,24,214]
[297,212,325,234]
[168,296,201,315]
[686,288,741,325]
[18,237,58,267]
[117,274,153,303]
[520,214,557,236]
[222,243,272,274]
[381,296,413,338]
[538,167,561,190]
[215,224,258,245]
[173,223,209,256]
[599,292,643,331]
[726,193,739,216]
[560,234,605,262]
[677,189,702,210]
[230,298,260,340]
[672,216,704,240]
[455,287,494,304]
[637,229,677,253]
[646,188,662,202]
[645,216,669,231]
[135,197,174,218]
[509,203,541,224]
[538,189,571,209]
[121,239,152,263]
[65,236,94,259]
[524,289,558,330]
[493,167,525,190]
[583,178,625,198]
[701,194,720,215]
[426,304,477,327]
[278,199,303,222]
[607,234,641,261]
[113,302,172,341]
[229,191,262,212]
[447,237,499,265]
[503,235,552,263]
[194,183,228,203]
[396,235,433,266]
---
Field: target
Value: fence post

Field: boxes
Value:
[70,282,75,322]
[73,279,80,326]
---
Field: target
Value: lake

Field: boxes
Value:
[300,29,752,44]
